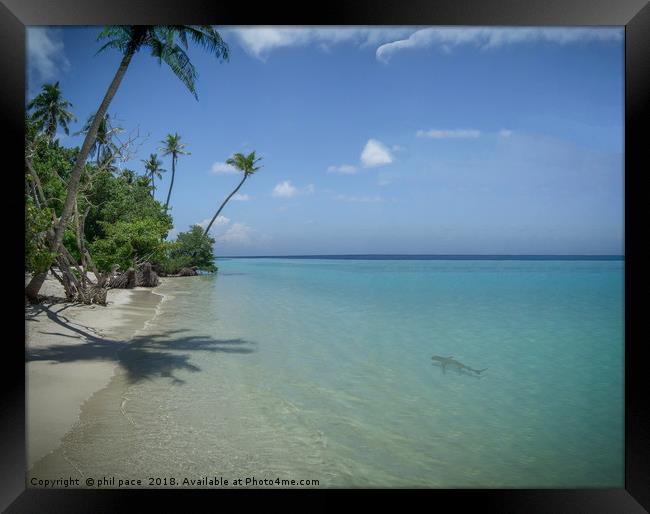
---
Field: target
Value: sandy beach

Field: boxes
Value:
[25,272,164,471]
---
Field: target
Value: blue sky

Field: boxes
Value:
[26,26,624,255]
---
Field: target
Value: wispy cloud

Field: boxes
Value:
[215,222,253,245]
[336,194,384,203]
[377,170,399,187]
[225,27,415,60]
[327,164,359,174]
[416,129,481,139]
[27,27,70,84]
[232,193,251,201]
[223,26,622,64]
[499,129,514,139]
[211,161,238,174]
[361,139,393,168]
[376,27,623,62]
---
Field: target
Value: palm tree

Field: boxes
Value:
[160,133,190,211]
[75,113,123,166]
[26,25,229,302]
[27,81,76,141]
[203,151,262,236]
[142,153,165,198]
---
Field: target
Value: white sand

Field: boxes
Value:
[25,273,163,470]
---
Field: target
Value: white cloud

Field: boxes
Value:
[226,27,415,60]
[27,28,70,83]
[232,193,251,201]
[272,180,298,198]
[327,164,358,174]
[272,181,314,198]
[211,161,238,174]
[197,216,230,232]
[336,194,384,203]
[215,222,253,245]
[416,129,481,139]
[361,139,393,168]
[499,129,513,138]
[376,27,623,62]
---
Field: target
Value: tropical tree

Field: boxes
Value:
[142,153,165,198]
[165,225,217,273]
[202,151,262,236]
[27,81,76,141]
[76,113,123,166]
[160,133,190,211]
[25,25,229,302]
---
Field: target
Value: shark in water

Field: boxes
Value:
[431,355,487,375]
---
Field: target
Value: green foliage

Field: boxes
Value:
[29,138,78,217]
[83,168,172,242]
[160,133,190,160]
[225,151,263,176]
[142,153,165,197]
[27,82,76,140]
[164,225,216,273]
[25,25,235,293]
[62,228,82,263]
[25,199,56,274]
[89,218,171,272]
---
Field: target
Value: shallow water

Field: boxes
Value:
[32,258,624,488]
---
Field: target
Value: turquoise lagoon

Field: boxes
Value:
[57,257,624,487]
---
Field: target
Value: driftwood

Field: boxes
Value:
[177,266,198,277]
[49,259,114,305]
[137,262,159,287]
[109,261,159,289]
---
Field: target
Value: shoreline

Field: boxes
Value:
[25,273,166,470]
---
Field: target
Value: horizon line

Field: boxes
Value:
[217,253,624,260]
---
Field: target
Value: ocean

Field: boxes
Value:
[36,257,624,488]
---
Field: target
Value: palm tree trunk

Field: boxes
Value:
[25,46,137,303]
[48,112,56,142]
[164,156,176,210]
[203,173,248,236]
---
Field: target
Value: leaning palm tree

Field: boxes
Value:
[25,25,229,302]
[27,81,76,141]
[203,151,262,236]
[142,153,165,198]
[160,133,190,211]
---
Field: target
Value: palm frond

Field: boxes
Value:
[168,25,230,61]
[159,44,198,98]
[225,151,263,175]
[95,26,133,54]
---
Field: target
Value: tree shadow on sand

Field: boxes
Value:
[26,304,257,385]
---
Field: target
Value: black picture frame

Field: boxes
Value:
[2,1,648,511]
